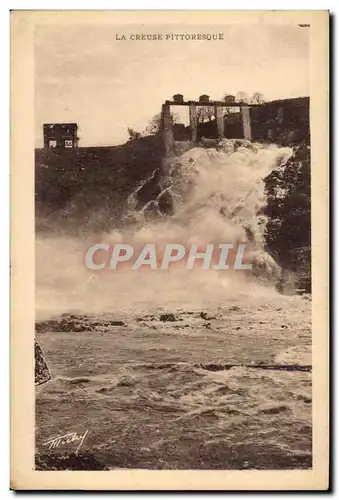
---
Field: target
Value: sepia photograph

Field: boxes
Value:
[11,10,329,490]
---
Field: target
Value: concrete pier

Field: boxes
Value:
[215,105,224,138]
[241,104,252,141]
[189,103,198,143]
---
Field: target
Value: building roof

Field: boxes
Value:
[43,123,78,128]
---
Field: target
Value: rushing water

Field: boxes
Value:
[36,297,312,470]
[36,140,292,320]
[35,140,311,470]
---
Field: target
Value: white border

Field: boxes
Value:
[5,4,334,498]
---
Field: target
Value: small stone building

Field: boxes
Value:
[43,123,79,149]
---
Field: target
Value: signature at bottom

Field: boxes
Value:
[43,430,89,455]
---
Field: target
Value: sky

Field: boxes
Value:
[35,24,309,147]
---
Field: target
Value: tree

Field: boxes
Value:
[251,92,266,104]
[145,112,180,135]
[146,114,162,135]
[127,128,142,141]
[196,106,215,123]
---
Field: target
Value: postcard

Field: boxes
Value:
[11,10,329,490]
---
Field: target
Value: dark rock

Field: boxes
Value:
[116,375,136,387]
[60,319,88,332]
[35,316,126,333]
[35,340,51,385]
[109,320,126,326]
[229,306,241,312]
[159,313,177,322]
[200,312,217,320]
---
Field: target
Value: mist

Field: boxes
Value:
[36,140,292,320]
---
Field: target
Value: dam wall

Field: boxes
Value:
[35,134,164,233]
[35,97,309,235]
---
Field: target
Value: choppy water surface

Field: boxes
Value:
[36,296,311,469]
